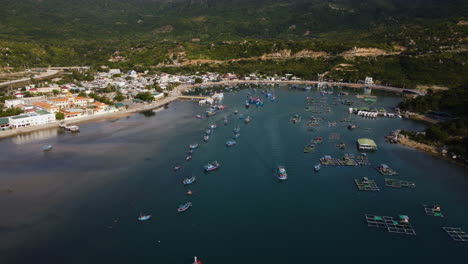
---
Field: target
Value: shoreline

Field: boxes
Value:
[0,80,417,140]
[398,137,468,168]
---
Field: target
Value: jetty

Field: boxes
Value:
[178,95,210,101]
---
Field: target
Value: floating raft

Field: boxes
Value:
[365,214,416,235]
[422,204,444,217]
[443,227,468,242]
[354,179,380,191]
[328,133,340,140]
[385,178,416,188]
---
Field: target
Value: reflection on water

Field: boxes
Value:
[11,129,58,145]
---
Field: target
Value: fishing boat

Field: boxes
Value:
[233,133,240,139]
[245,116,252,124]
[233,127,240,133]
[203,135,209,142]
[189,143,199,149]
[177,202,192,212]
[337,142,346,149]
[314,164,321,172]
[226,140,237,147]
[303,144,315,153]
[277,166,287,180]
[186,155,192,161]
[204,161,220,172]
[183,176,196,185]
[290,114,301,124]
[138,213,152,221]
[173,165,182,171]
[42,145,53,151]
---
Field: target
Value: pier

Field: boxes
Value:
[177,95,210,101]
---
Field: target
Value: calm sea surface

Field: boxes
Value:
[1,86,467,264]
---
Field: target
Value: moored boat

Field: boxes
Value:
[189,143,199,149]
[209,124,217,129]
[204,161,220,172]
[203,135,209,142]
[173,165,182,171]
[177,202,192,212]
[186,155,192,161]
[138,214,152,221]
[196,115,203,119]
[234,109,238,115]
[245,116,252,124]
[277,166,287,180]
[42,145,53,151]
[303,144,315,153]
[183,176,196,185]
[192,256,202,264]
[226,140,237,147]
[314,164,321,172]
[233,127,240,133]
[233,133,240,139]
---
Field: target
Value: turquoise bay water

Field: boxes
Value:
[0,86,467,264]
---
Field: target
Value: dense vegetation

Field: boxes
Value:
[399,87,468,157]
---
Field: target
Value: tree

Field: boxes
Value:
[195,77,203,84]
[55,112,65,120]
[52,89,60,95]
[114,90,125,102]
[135,92,154,102]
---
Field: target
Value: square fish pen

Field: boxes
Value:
[365,214,416,235]
[443,227,468,242]
[355,179,380,191]
[422,204,444,217]
[385,178,416,189]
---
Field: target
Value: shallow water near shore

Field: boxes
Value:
[1,86,467,264]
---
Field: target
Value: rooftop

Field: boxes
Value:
[36,110,52,115]
[357,138,377,147]
[0,117,9,125]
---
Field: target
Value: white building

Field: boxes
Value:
[4,99,24,108]
[8,110,56,129]
[365,77,374,85]
[109,69,121,75]
[153,92,165,101]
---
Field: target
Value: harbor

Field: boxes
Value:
[0,85,467,264]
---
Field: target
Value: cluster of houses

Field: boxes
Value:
[0,68,305,131]
[1,87,119,130]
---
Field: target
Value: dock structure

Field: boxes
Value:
[422,204,444,217]
[365,214,416,235]
[355,179,380,191]
[177,95,210,101]
[385,178,416,189]
[443,227,468,242]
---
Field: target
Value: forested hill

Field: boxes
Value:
[1,0,467,41]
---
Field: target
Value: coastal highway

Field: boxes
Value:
[0,70,60,88]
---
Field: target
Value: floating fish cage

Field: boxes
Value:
[443,227,468,242]
[365,214,416,235]
[385,178,416,189]
[354,179,380,191]
[422,204,444,217]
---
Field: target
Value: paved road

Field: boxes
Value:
[0,70,60,87]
